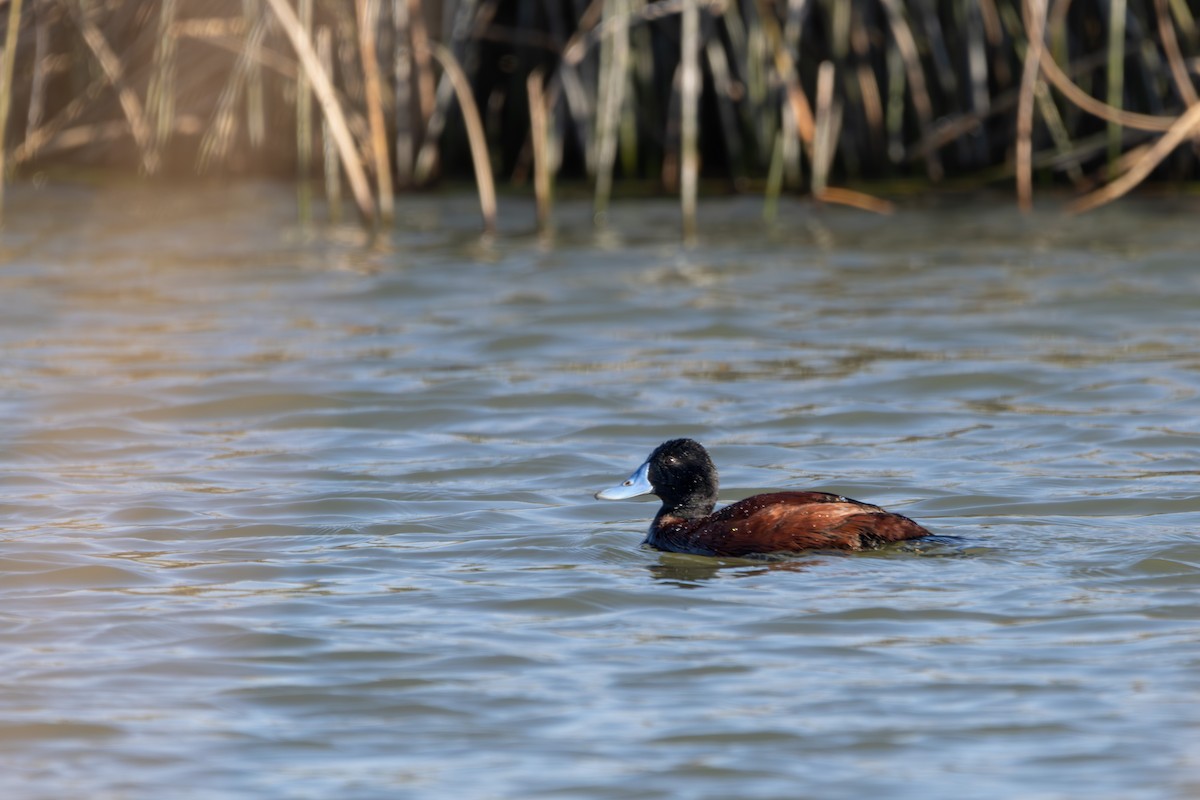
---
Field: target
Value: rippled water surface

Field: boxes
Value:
[3,184,1200,799]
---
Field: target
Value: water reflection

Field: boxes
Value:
[647,555,823,586]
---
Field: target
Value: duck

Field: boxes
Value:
[595,438,931,557]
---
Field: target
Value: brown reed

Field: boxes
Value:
[0,0,23,219]
[1,0,1199,229]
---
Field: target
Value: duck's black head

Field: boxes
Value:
[595,438,719,519]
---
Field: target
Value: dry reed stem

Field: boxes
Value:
[318,26,343,223]
[1155,0,1198,108]
[812,59,835,196]
[527,68,551,232]
[809,59,890,215]
[393,0,413,188]
[815,186,895,215]
[182,30,298,76]
[357,0,394,221]
[0,0,24,217]
[679,0,699,240]
[556,65,594,174]
[198,14,268,172]
[704,36,744,176]
[965,2,989,128]
[25,1,50,140]
[1017,0,1046,211]
[296,0,313,180]
[172,16,248,38]
[1069,101,1200,213]
[64,0,158,174]
[14,72,106,164]
[424,42,496,233]
[565,0,702,67]
[411,74,454,185]
[593,0,629,219]
[26,117,197,160]
[878,0,941,181]
[1036,0,1176,132]
[857,58,885,148]
[264,0,376,222]
[244,0,265,149]
[407,0,436,134]
[755,0,814,146]
[1034,78,1086,185]
[560,0,606,66]
[146,0,177,161]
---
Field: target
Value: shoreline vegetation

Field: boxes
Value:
[2,0,1200,233]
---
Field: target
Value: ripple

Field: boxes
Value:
[4,188,1200,799]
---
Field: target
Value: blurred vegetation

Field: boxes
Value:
[2,0,1200,228]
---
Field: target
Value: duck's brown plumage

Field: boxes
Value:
[649,490,930,557]
[596,440,931,557]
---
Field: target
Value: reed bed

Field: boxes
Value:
[2,0,1200,230]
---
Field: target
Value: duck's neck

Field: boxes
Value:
[652,495,716,526]
[647,498,717,553]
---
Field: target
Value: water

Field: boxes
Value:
[2,184,1200,799]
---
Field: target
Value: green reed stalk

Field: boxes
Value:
[1107,0,1127,176]
[1167,0,1195,40]
[763,129,784,223]
[620,21,646,181]
[884,42,905,164]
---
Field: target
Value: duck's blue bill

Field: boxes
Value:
[594,460,653,500]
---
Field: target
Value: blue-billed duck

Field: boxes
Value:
[596,438,931,557]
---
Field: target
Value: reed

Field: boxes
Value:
[1,0,1199,226]
[0,0,23,219]
[592,0,629,223]
[425,41,496,233]
[264,0,375,222]
[1107,0,1128,175]
[357,0,394,221]
[317,25,342,223]
[527,68,552,231]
